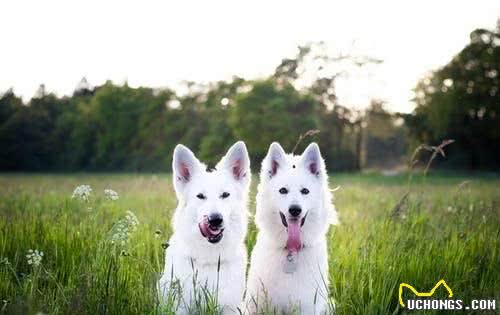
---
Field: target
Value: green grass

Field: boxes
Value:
[0,173,499,314]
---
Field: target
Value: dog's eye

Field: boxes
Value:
[279,187,288,194]
[220,192,230,199]
[300,188,310,195]
[196,193,206,200]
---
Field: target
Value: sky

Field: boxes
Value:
[1,0,499,113]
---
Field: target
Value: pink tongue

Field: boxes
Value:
[199,221,211,237]
[286,219,302,252]
[199,219,221,238]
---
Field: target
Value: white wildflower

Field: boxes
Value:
[26,249,43,267]
[125,211,139,230]
[104,189,119,201]
[72,185,92,202]
[109,210,140,246]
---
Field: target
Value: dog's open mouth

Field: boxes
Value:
[279,211,307,252]
[279,211,307,228]
[198,217,224,244]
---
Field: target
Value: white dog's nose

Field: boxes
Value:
[207,212,223,227]
[288,205,302,217]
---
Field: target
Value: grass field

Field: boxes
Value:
[0,172,499,314]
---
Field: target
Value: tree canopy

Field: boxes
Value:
[406,22,500,169]
[2,21,498,173]
[1,43,401,172]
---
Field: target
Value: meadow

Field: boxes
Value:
[0,172,498,314]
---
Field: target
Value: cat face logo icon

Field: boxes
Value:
[399,280,453,307]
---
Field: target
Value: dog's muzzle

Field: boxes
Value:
[279,211,307,228]
[199,215,224,244]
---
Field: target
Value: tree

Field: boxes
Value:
[0,89,69,170]
[273,42,383,170]
[408,22,500,169]
[230,79,318,166]
[0,89,22,125]
[363,100,407,169]
[198,77,246,167]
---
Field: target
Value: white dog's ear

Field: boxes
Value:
[218,141,250,184]
[172,144,202,191]
[263,142,286,179]
[301,142,325,177]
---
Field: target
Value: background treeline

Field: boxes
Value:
[0,23,498,172]
[404,23,500,170]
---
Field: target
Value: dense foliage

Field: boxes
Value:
[0,45,405,172]
[1,21,499,172]
[406,23,500,170]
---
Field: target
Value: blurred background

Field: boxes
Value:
[0,0,499,172]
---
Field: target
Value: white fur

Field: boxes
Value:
[158,141,251,314]
[244,142,338,314]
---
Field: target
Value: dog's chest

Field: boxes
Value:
[166,244,246,290]
[253,244,329,291]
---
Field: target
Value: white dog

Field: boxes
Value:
[158,141,251,314]
[244,142,338,314]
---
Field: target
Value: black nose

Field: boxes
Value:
[208,212,223,227]
[289,205,302,217]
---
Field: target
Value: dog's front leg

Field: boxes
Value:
[216,258,246,315]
